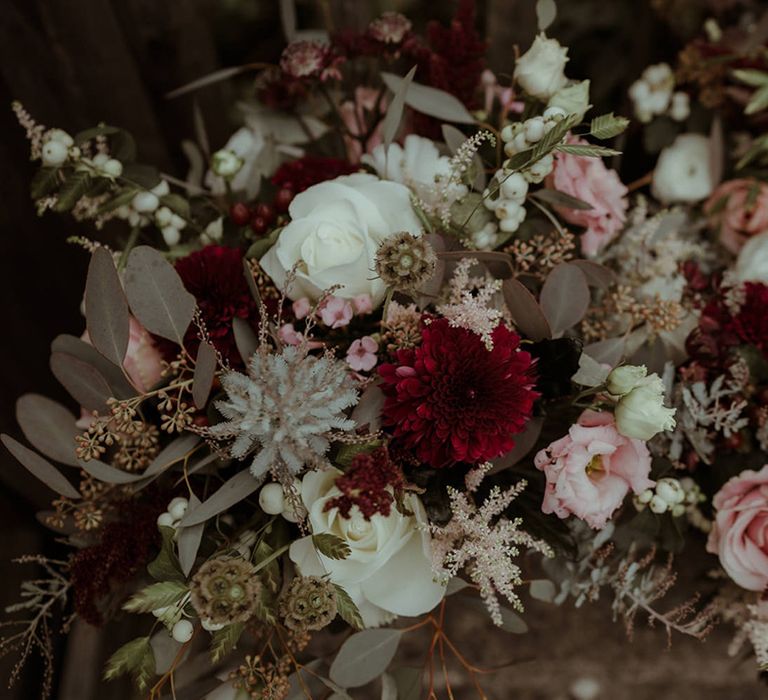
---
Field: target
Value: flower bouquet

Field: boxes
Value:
[5,0,768,698]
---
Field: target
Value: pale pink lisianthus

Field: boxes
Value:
[546,136,628,257]
[339,87,387,164]
[705,179,768,254]
[534,409,654,530]
[706,464,768,591]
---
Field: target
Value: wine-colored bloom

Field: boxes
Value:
[379,319,537,467]
[534,410,654,530]
[368,12,412,44]
[546,136,628,256]
[271,155,358,194]
[706,178,768,253]
[725,282,768,358]
[279,41,342,81]
[707,464,768,591]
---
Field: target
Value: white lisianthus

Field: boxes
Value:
[651,133,715,203]
[615,374,676,441]
[735,232,768,283]
[514,34,569,100]
[260,173,422,305]
[289,468,446,628]
[606,364,648,397]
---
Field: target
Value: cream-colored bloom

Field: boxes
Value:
[289,469,445,627]
[615,374,676,440]
[651,133,715,203]
[514,34,569,100]
[735,232,768,283]
[606,364,648,396]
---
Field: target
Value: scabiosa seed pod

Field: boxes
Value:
[190,557,261,626]
[374,232,437,292]
[279,576,337,631]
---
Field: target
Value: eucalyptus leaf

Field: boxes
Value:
[233,317,259,365]
[531,189,593,211]
[78,458,146,484]
[1,434,80,499]
[329,628,402,688]
[392,667,422,700]
[148,525,185,582]
[382,65,417,148]
[192,342,217,408]
[50,352,112,413]
[381,72,474,124]
[536,0,557,30]
[178,494,204,577]
[529,579,557,603]
[539,263,590,336]
[489,417,544,473]
[123,246,196,345]
[180,469,262,526]
[568,259,615,289]
[502,278,552,341]
[16,394,79,466]
[143,433,201,478]
[85,247,130,367]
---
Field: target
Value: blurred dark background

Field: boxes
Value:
[0,1,763,698]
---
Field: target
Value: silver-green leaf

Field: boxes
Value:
[85,247,130,367]
[329,629,402,688]
[1,435,80,499]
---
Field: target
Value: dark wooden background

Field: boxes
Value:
[1,1,761,698]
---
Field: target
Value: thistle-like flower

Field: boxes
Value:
[375,231,437,293]
[210,346,358,478]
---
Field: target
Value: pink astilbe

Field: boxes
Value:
[429,473,553,626]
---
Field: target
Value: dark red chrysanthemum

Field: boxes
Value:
[271,156,358,194]
[379,319,538,468]
[725,282,768,357]
[160,245,262,367]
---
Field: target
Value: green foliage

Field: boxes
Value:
[555,143,621,157]
[313,534,351,560]
[210,623,245,663]
[333,584,364,630]
[122,581,188,613]
[147,526,185,583]
[103,636,155,692]
[589,112,630,140]
[30,167,61,199]
[334,440,383,469]
[53,171,92,212]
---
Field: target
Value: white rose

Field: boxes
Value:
[289,468,445,628]
[514,34,569,100]
[735,232,768,283]
[615,374,676,441]
[651,133,715,203]
[260,173,422,305]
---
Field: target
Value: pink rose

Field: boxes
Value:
[706,179,768,254]
[339,87,386,164]
[534,409,654,529]
[546,136,628,257]
[706,465,768,591]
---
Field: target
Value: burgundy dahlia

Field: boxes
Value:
[379,319,538,468]
[725,282,768,357]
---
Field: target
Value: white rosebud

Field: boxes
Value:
[637,488,654,505]
[259,483,285,515]
[46,129,74,147]
[669,92,690,122]
[735,232,768,284]
[524,153,554,183]
[171,619,194,643]
[649,495,669,514]
[161,226,181,247]
[102,158,123,177]
[655,477,685,505]
[615,374,676,441]
[606,364,647,396]
[155,206,173,227]
[41,140,69,167]
[514,34,569,100]
[547,79,591,122]
[499,171,529,202]
[132,190,160,213]
[157,512,175,528]
[168,497,189,521]
[211,149,244,178]
[651,133,715,204]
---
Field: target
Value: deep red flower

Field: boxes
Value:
[725,282,768,357]
[271,156,358,194]
[159,245,262,367]
[379,319,537,468]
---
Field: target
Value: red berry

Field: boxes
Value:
[254,203,275,224]
[229,202,251,226]
[250,215,268,234]
[274,188,294,212]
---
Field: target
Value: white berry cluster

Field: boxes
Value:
[634,476,705,517]
[41,129,79,167]
[157,496,190,530]
[629,63,690,124]
[116,179,187,246]
[259,481,304,523]
[482,107,569,239]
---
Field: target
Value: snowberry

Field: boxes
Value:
[259,483,285,515]
[132,191,160,214]
[41,140,68,167]
[157,512,175,528]
[524,117,546,143]
[655,477,685,505]
[499,172,529,202]
[649,495,669,514]
[161,226,181,247]
[171,619,194,643]
[168,497,189,521]
[102,158,123,177]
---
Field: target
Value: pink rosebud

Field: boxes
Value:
[352,293,373,315]
[292,297,312,320]
[534,409,654,530]
[319,296,353,329]
[706,179,768,254]
[278,323,303,346]
[346,336,378,372]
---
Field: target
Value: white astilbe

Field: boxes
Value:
[210,346,358,478]
[436,258,504,350]
[430,476,553,627]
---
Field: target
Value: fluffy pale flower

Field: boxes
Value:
[735,233,768,284]
[260,173,422,306]
[651,133,715,203]
[534,409,654,529]
[289,468,445,627]
[514,34,569,100]
[706,179,768,254]
[546,136,628,256]
[209,347,358,478]
[615,374,676,441]
[707,465,768,591]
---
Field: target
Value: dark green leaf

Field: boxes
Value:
[85,247,130,367]
[53,171,91,212]
[313,533,351,560]
[121,163,162,189]
[1,434,80,499]
[160,193,191,220]
[210,623,245,663]
[123,581,188,613]
[30,167,61,199]
[95,187,139,215]
[148,526,185,583]
[74,125,122,145]
[104,636,155,692]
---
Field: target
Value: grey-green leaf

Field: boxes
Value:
[178,494,204,577]
[180,469,262,526]
[192,341,217,408]
[539,263,590,336]
[85,247,130,367]
[1,434,80,499]
[531,188,593,211]
[382,65,417,147]
[50,352,112,413]
[16,394,79,466]
[529,579,557,603]
[329,629,402,688]
[124,246,196,345]
[502,278,552,341]
[233,317,259,364]
[381,72,474,125]
[536,0,557,30]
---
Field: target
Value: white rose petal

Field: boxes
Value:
[735,232,768,283]
[514,34,569,100]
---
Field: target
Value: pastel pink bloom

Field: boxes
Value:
[706,179,768,254]
[707,464,768,591]
[352,293,373,315]
[339,87,386,163]
[346,336,378,372]
[319,296,353,329]
[534,409,654,530]
[481,69,524,122]
[546,136,628,257]
[292,297,312,320]
[278,323,303,346]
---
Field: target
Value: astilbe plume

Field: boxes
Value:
[324,446,405,520]
[209,346,359,479]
